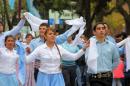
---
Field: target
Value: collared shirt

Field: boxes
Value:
[26,43,84,74]
[61,41,79,66]
[92,35,123,55]
[92,35,116,44]
[30,37,44,52]
[85,39,120,74]
[0,19,25,47]
[0,47,19,74]
[106,35,116,44]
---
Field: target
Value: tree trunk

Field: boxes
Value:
[3,0,13,30]
[84,0,93,38]
[1,2,6,31]
[125,17,130,35]
[85,0,95,38]
[95,12,104,22]
[116,0,130,35]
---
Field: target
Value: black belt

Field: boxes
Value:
[90,71,112,79]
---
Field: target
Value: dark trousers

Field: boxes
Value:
[124,70,130,86]
[62,65,77,86]
[89,77,112,86]
[124,78,130,86]
[34,59,40,81]
[34,68,39,81]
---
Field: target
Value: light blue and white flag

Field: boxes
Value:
[26,0,41,18]
[16,40,26,86]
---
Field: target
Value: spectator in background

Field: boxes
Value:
[104,23,116,44]
[23,33,35,86]
[61,36,79,86]
[76,35,88,86]
[112,32,127,86]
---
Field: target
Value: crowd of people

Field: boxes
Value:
[0,12,130,86]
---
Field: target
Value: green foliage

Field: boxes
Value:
[104,12,125,34]
[0,0,129,34]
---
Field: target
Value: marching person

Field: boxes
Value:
[0,35,19,86]
[26,28,88,86]
[23,33,35,86]
[61,36,80,86]
[28,19,84,81]
[85,22,120,86]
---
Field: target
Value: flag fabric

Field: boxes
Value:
[9,0,15,10]
[26,0,41,18]
[16,40,26,86]
[24,12,48,31]
[58,19,63,25]
[49,18,54,25]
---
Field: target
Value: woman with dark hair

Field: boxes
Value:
[26,28,88,86]
[0,35,19,86]
[23,33,35,86]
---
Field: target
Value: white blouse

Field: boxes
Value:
[0,47,19,74]
[26,43,84,74]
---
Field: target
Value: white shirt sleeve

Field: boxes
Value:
[4,19,25,36]
[66,25,80,37]
[59,46,85,61]
[72,23,86,46]
[117,38,128,47]
[26,47,40,63]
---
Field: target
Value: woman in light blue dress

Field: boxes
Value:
[26,28,87,86]
[0,35,19,86]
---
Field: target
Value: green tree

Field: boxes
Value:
[75,0,115,37]
[34,0,72,19]
[116,0,130,35]
[0,0,27,30]
[3,0,13,30]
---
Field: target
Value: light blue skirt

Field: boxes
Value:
[0,73,19,86]
[36,72,65,86]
